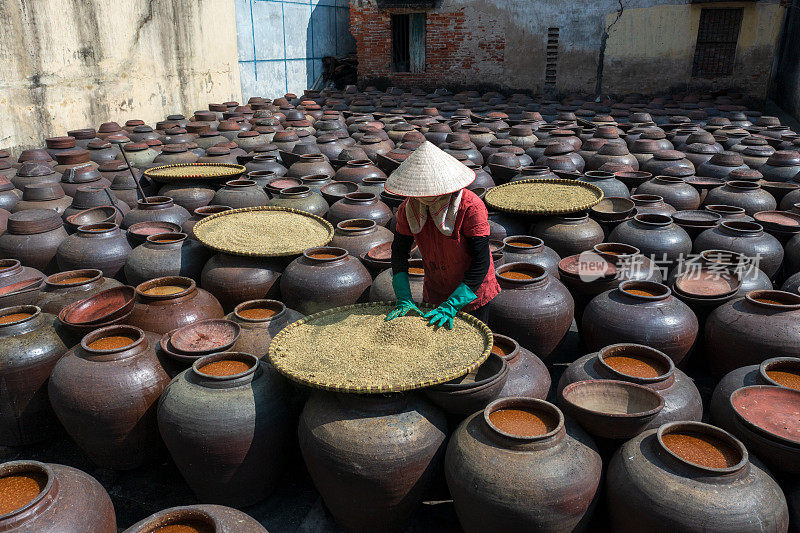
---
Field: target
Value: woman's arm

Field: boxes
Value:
[390,233,414,274]
[462,235,491,291]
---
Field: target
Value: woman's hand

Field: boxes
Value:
[385,272,423,321]
[423,283,476,330]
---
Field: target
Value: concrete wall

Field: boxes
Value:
[350,0,785,100]
[772,0,800,120]
[0,0,241,153]
[235,0,355,99]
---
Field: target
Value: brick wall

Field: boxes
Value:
[349,0,505,88]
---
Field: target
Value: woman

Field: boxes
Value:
[385,141,500,328]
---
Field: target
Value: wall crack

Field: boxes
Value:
[595,0,627,96]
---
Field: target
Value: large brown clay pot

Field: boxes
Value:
[609,214,692,268]
[201,253,283,312]
[0,460,116,532]
[630,194,676,216]
[287,154,335,179]
[489,262,574,360]
[445,397,601,533]
[36,269,123,315]
[607,421,788,532]
[158,352,291,506]
[424,354,509,416]
[227,299,304,358]
[492,333,551,400]
[128,276,224,335]
[124,232,211,286]
[211,179,269,209]
[328,192,392,227]
[335,159,386,184]
[581,280,698,365]
[55,222,131,279]
[0,259,44,308]
[705,290,800,376]
[13,183,72,215]
[48,325,169,469]
[369,260,425,302]
[703,181,777,216]
[0,305,69,446]
[501,236,560,278]
[122,504,267,533]
[532,214,604,258]
[558,343,702,430]
[280,247,371,315]
[635,175,701,210]
[267,185,329,217]
[299,392,447,533]
[181,205,232,240]
[156,182,216,212]
[331,218,393,259]
[0,209,69,274]
[693,221,784,278]
[121,196,191,229]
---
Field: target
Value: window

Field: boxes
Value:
[692,8,743,78]
[545,27,559,87]
[392,13,426,73]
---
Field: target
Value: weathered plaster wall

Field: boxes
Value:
[350,0,786,100]
[0,0,241,153]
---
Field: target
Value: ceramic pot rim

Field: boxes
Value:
[138,196,173,208]
[502,235,544,251]
[224,179,257,188]
[495,262,547,284]
[656,421,748,474]
[129,506,220,532]
[146,232,187,245]
[745,289,800,309]
[0,305,41,327]
[336,218,377,233]
[593,242,640,258]
[705,204,745,215]
[76,222,119,235]
[0,259,22,272]
[233,299,287,322]
[0,460,55,521]
[45,269,102,288]
[135,276,196,300]
[759,357,800,387]
[630,193,663,204]
[344,191,377,202]
[490,333,520,362]
[618,280,671,300]
[193,205,232,217]
[192,351,259,381]
[280,185,312,197]
[303,246,348,262]
[81,324,145,353]
[632,213,673,226]
[483,397,564,442]
[597,343,674,383]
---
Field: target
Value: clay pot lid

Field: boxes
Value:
[742,146,775,157]
[22,182,66,201]
[98,122,122,133]
[67,128,97,139]
[60,286,136,326]
[206,146,231,156]
[683,176,724,189]
[558,253,617,280]
[597,143,629,156]
[654,150,684,160]
[98,160,129,172]
[0,175,13,190]
[165,127,188,135]
[742,136,768,146]
[673,267,740,299]
[132,125,154,133]
[215,121,240,132]
[7,209,63,234]
[86,139,112,150]
[125,119,145,127]
[753,210,800,232]
[122,142,149,152]
[727,168,762,182]
[253,144,278,154]
[17,149,53,163]
[17,162,56,177]
[630,139,660,153]
[237,131,260,139]
[686,142,716,155]
[45,136,76,149]
[731,386,800,446]
[708,152,744,167]
[106,133,131,144]
[169,318,240,355]
[672,209,720,226]
[61,163,102,183]
[54,149,91,165]
[157,120,179,130]
[161,144,188,153]
[365,241,393,262]
[185,123,210,134]
[209,103,227,112]
[766,150,800,166]
[273,131,299,142]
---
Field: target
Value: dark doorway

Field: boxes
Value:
[392,13,426,72]
[691,8,743,78]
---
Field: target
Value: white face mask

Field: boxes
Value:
[416,195,442,206]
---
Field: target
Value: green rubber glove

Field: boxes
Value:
[423,283,477,330]
[385,272,423,321]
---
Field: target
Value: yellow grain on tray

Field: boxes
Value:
[194,210,331,255]
[270,307,487,390]
[486,181,599,212]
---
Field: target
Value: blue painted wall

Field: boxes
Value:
[235,0,355,99]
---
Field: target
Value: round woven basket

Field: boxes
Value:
[485,178,604,215]
[144,163,246,183]
[267,301,493,393]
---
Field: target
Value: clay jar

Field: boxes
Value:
[335,159,386,184]
[635,175,701,210]
[124,232,212,286]
[227,299,304,358]
[445,398,601,533]
[630,194,676,216]
[181,205,232,239]
[577,170,631,198]
[0,176,20,211]
[280,247,371,315]
[299,392,447,533]
[328,192,392,227]
[128,276,224,335]
[582,280,699,365]
[558,343,703,430]
[0,460,116,532]
[36,269,122,315]
[331,218,393,259]
[705,290,800,376]
[695,151,749,179]
[0,259,44,308]
[266,185,329,217]
[501,235,561,278]
[424,354,509,416]
[693,221,783,278]
[0,306,69,446]
[158,352,291,506]
[489,262,574,360]
[121,196,191,229]
[702,180,777,216]
[157,182,216,212]
[200,254,283,312]
[287,154,335,179]
[531,214,604,258]
[492,333,551,400]
[48,325,169,469]
[369,260,425,302]
[0,209,69,274]
[13,183,72,214]
[609,214,692,269]
[759,150,800,182]
[122,504,267,533]
[55,223,132,279]
[641,150,695,176]
[607,422,788,532]
[211,179,269,209]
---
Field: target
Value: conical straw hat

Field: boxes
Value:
[384,141,475,197]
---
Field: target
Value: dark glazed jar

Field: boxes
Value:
[55,223,131,279]
[335,159,386,184]
[227,299,303,358]
[369,260,425,302]
[577,170,631,198]
[13,183,72,215]
[0,175,19,212]
[0,460,116,532]
[299,392,447,533]
[582,280,699,365]
[492,333,551,400]
[211,179,269,209]
[331,218,393,259]
[0,305,69,446]
[501,235,561,278]
[122,504,267,533]
[156,181,216,212]
[693,221,783,278]
[0,259,44,308]
[266,185,329,217]
[607,422,788,532]
[696,151,749,179]
[128,276,224,335]
[200,254,283,312]
[641,149,695,176]
[181,205,232,239]
[558,343,703,429]
[531,214,604,258]
[280,247,371,315]
[36,269,122,315]
[445,398,601,533]
[759,150,800,182]
[630,194,676,216]
[287,154,335,179]
[158,352,291,506]
[608,214,692,268]
[635,175,701,210]
[489,263,574,360]
[705,290,800,376]
[702,181,777,216]
[124,232,211,286]
[328,192,392,227]
[48,325,169,469]
[0,209,69,274]
[121,196,191,229]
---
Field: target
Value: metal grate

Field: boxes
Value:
[545,27,559,86]
[691,8,743,78]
